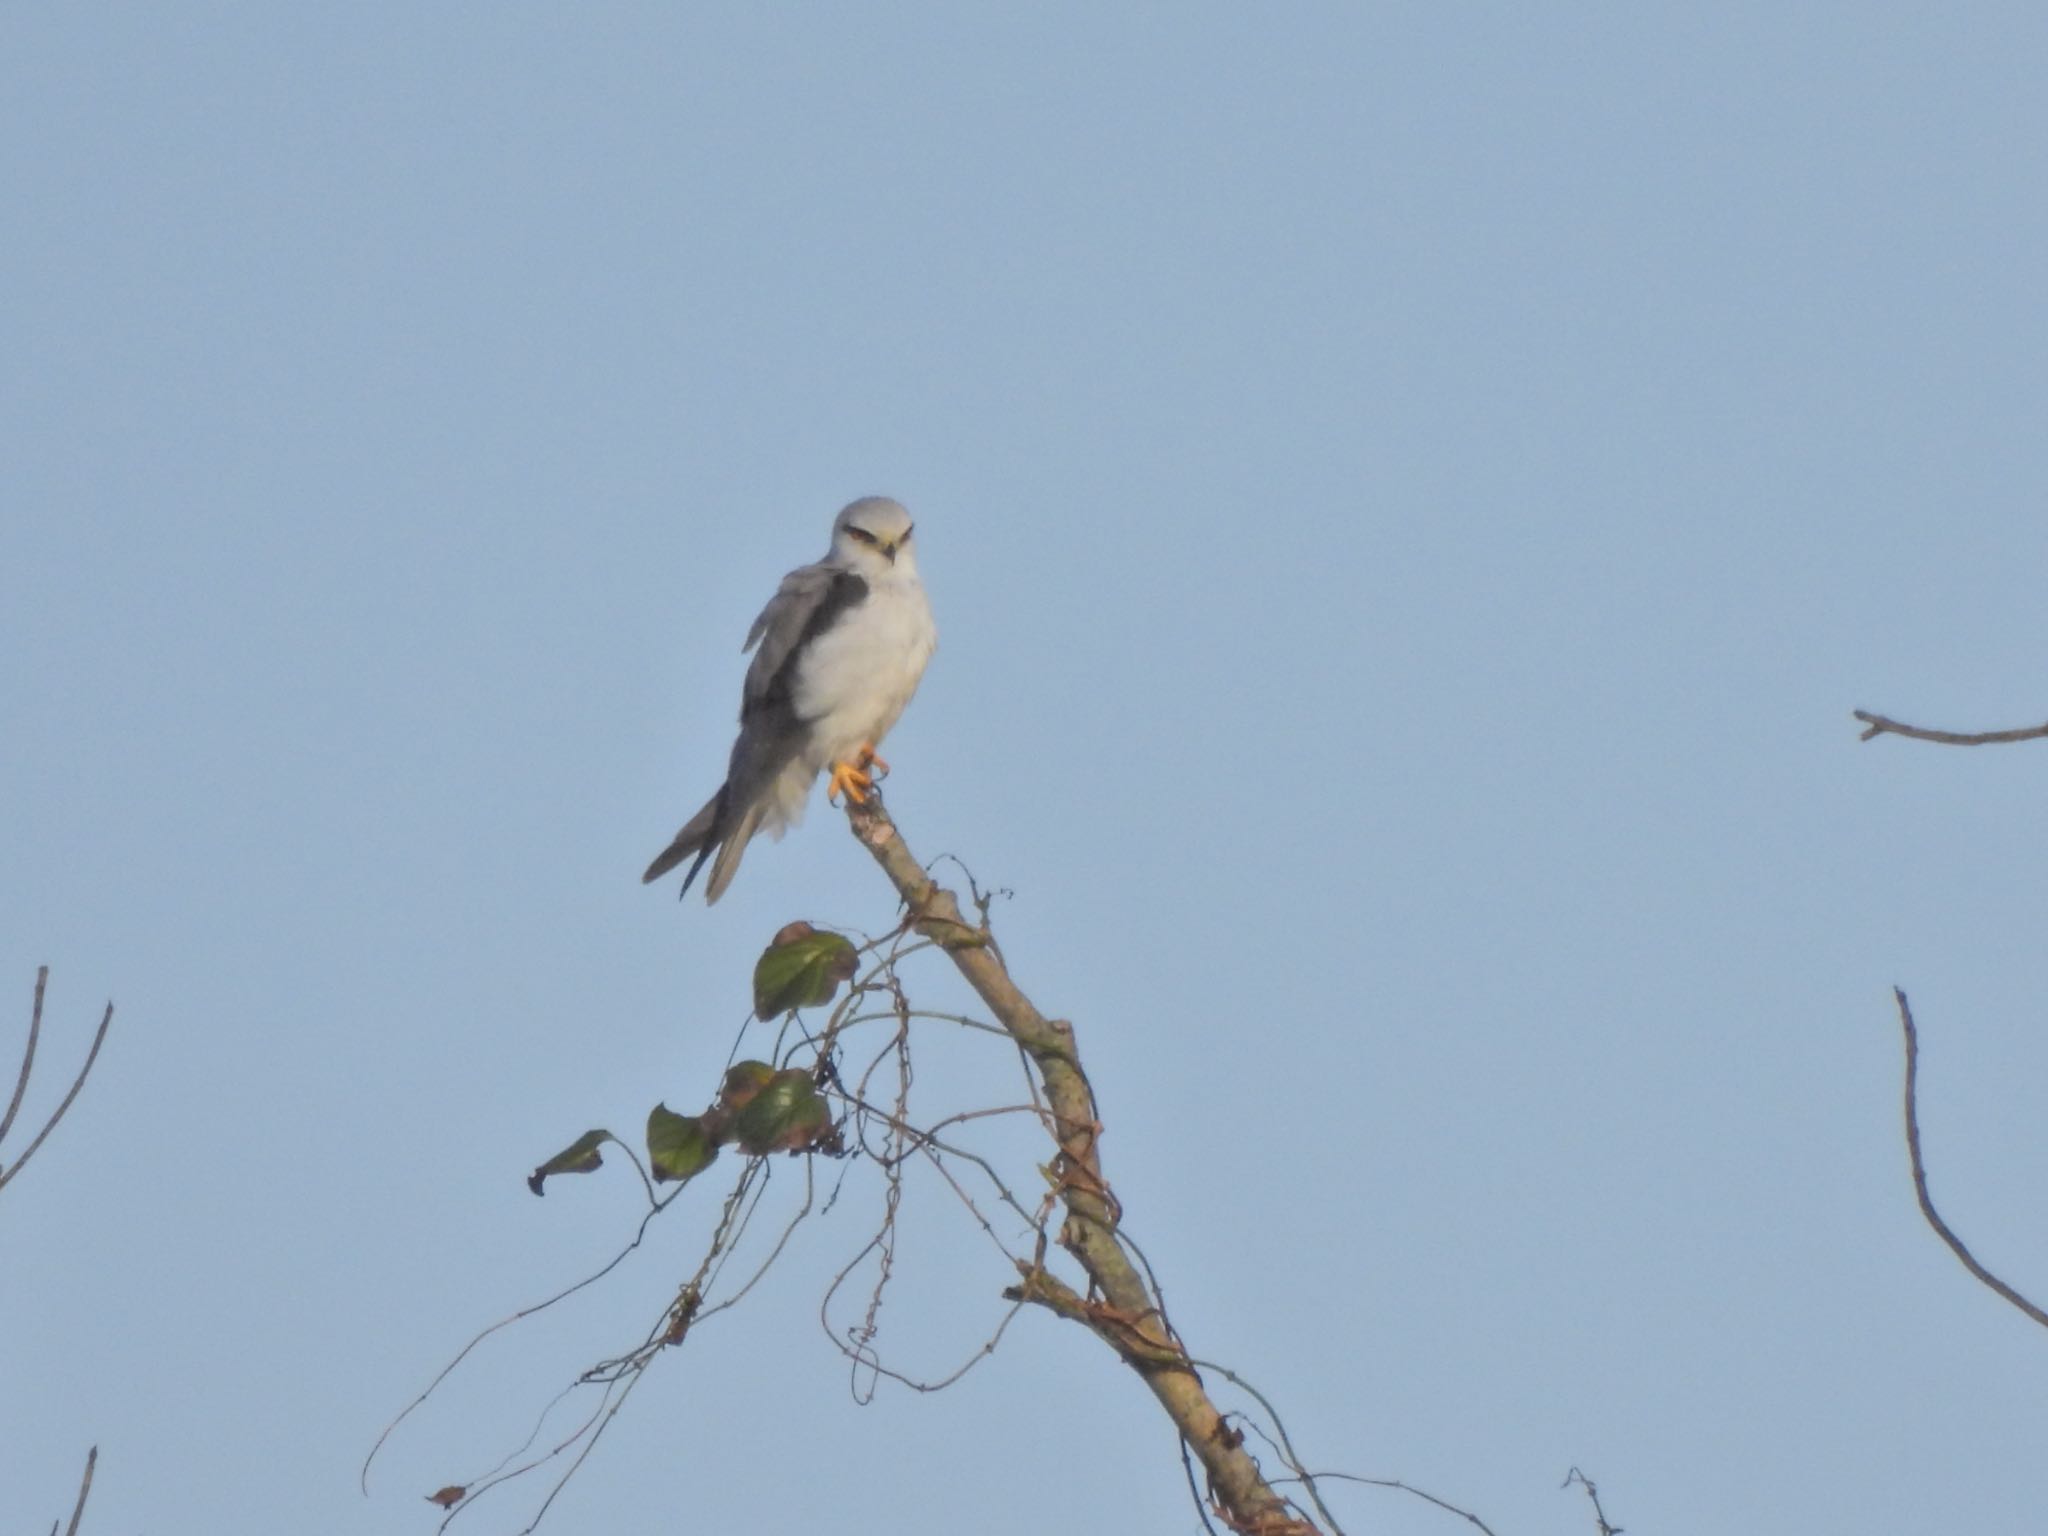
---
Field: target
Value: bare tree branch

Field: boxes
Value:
[9,976,109,1531]
[843,792,1320,1536]
[2,966,50,1146]
[1853,710,2048,746]
[1892,989,2048,1329]
[63,1446,98,1536]
[1562,1467,1621,1535]
[0,971,116,1196]
[387,819,1511,1534]
[1278,1470,1497,1536]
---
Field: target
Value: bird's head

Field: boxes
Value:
[830,496,918,576]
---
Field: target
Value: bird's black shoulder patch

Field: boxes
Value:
[756,569,868,713]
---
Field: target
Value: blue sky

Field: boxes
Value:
[5,6,2046,1533]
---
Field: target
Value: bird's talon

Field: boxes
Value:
[827,759,876,806]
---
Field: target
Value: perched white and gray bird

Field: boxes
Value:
[643,497,937,902]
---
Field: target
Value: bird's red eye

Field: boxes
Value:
[847,526,877,544]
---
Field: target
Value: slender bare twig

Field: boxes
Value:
[691,1158,811,1321]
[815,1087,1043,1395]
[1186,1358,1345,1536]
[8,977,109,1536]
[1562,1468,1620,1535]
[822,1005,1011,1042]
[843,792,1320,1536]
[407,1154,781,1527]
[362,1183,691,1491]
[2,968,47,1146]
[1853,710,2048,746]
[1563,1467,1619,1534]
[1273,1470,1496,1536]
[0,971,115,1196]
[61,1445,97,1536]
[1181,1437,1227,1536]
[1893,989,2048,1329]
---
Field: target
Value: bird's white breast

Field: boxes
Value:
[792,572,937,767]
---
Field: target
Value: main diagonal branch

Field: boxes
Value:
[1892,988,2048,1330]
[1853,710,2048,746]
[843,796,1319,1536]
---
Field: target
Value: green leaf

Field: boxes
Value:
[733,1068,831,1154]
[718,1059,778,1111]
[528,1129,613,1196]
[752,922,859,1017]
[646,1104,718,1184]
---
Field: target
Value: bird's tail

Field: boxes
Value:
[642,785,727,895]
[645,757,804,903]
[701,800,767,904]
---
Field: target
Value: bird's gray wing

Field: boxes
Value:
[645,561,872,903]
[739,561,870,718]
[669,564,869,902]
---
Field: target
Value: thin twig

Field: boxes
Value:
[362,1185,689,1491]
[1272,1470,1495,1536]
[1179,1435,1227,1536]
[439,1357,647,1536]
[825,1085,1046,1235]
[0,979,115,1195]
[815,1089,1042,1393]
[508,1367,653,1536]
[1188,1358,1345,1536]
[1893,989,2048,1328]
[2,967,48,1146]
[63,1446,97,1536]
[692,1157,812,1320]
[1562,1467,1621,1535]
[423,1157,774,1527]
[1853,710,2048,746]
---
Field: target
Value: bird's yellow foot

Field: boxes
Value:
[827,757,876,806]
[855,743,891,781]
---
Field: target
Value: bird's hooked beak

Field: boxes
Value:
[839,518,905,564]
